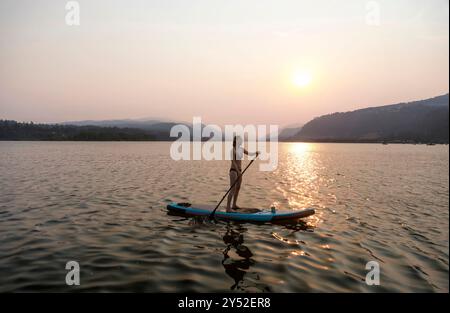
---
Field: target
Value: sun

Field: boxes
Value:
[292,71,312,88]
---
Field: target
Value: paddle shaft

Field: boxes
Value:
[209,157,257,219]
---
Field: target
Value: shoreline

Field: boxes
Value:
[0,139,448,145]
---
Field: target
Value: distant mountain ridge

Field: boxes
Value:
[0,119,212,141]
[61,118,166,127]
[60,118,186,133]
[279,126,303,140]
[0,120,161,141]
[59,118,213,140]
[289,94,449,143]
[2,94,448,143]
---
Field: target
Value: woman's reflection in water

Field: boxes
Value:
[220,220,311,291]
[221,223,255,291]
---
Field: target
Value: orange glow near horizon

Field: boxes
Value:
[0,1,448,125]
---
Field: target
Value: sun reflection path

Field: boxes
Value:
[275,143,325,228]
[289,142,311,156]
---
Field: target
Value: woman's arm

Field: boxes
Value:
[243,148,260,157]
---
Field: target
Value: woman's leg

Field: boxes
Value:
[232,176,242,209]
[226,172,238,212]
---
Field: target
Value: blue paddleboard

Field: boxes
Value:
[167,202,315,223]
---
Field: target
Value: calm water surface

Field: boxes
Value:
[0,142,448,292]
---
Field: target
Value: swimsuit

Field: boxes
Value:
[229,168,239,173]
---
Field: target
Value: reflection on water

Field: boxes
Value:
[221,224,255,291]
[0,142,448,292]
[279,143,323,227]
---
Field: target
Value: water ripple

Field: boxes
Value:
[0,142,448,292]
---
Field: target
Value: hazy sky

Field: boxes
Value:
[0,0,448,126]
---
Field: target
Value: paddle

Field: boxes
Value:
[209,155,258,220]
